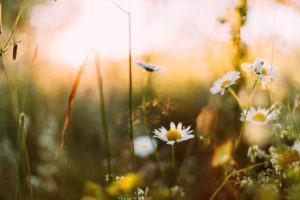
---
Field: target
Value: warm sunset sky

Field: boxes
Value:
[30,0,300,65]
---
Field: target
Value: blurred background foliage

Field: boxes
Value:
[1,0,300,199]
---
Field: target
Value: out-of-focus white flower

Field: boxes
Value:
[135,61,165,72]
[293,141,300,155]
[153,122,194,145]
[210,71,240,95]
[241,107,277,125]
[134,136,156,157]
[242,58,278,81]
[261,77,277,91]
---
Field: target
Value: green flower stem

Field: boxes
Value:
[233,79,258,151]
[95,54,113,182]
[228,87,244,149]
[209,162,265,200]
[245,79,258,118]
[172,144,176,172]
[142,72,151,137]
[227,87,244,117]
[234,122,245,151]
[142,71,165,178]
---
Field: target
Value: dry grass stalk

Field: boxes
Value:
[48,57,88,168]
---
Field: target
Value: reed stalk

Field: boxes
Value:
[127,0,137,174]
[94,53,113,182]
[0,1,31,195]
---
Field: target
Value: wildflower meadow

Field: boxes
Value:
[1,0,300,199]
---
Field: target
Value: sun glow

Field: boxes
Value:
[30,0,300,66]
[31,0,129,66]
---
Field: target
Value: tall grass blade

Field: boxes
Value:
[94,52,113,182]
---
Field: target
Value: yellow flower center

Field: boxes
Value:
[255,67,268,74]
[221,80,231,89]
[166,130,182,141]
[252,112,267,122]
[262,67,268,74]
[142,145,148,150]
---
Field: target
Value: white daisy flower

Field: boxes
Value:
[241,107,277,125]
[153,122,194,145]
[135,61,165,72]
[210,71,240,95]
[134,136,157,157]
[242,58,278,81]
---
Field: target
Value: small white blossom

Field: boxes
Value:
[210,71,240,95]
[242,58,278,81]
[153,122,194,145]
[241,107,277,125]
[135,61,165,72]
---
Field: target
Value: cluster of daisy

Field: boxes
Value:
[133,59,300,200]
[207,59,300,199]
[210,58,279,129]
[234,95,300,198]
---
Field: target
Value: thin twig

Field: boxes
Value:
[108,0,130,15]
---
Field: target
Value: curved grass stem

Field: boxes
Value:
[2,0,28,54]
[227,87,244,116]
[227,87,244,149]
[209,162,265,200]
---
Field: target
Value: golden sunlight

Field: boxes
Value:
[30,0,300,66]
